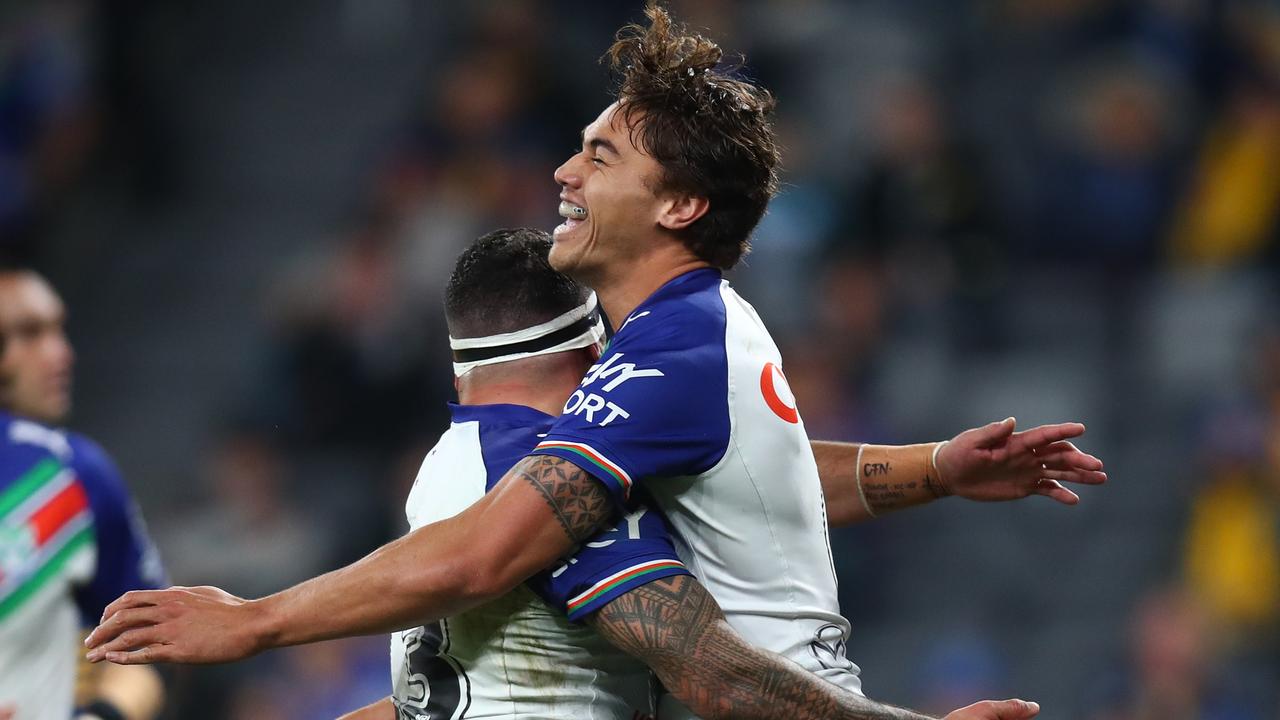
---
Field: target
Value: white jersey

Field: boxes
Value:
[392,403,689,720]
[0,412,164,720]
[534,269,861,718]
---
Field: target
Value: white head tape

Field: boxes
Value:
[449,292,606,377]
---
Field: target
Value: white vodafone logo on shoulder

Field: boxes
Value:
[760,362,799,424]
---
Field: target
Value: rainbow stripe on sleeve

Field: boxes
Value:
[534,441,632,496]
[566,559,686,615]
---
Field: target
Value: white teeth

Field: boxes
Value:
[559,201,588,219]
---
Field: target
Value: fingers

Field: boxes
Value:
[948,699,1040,720]
[86,604,171,651]
[86,624,167,663]
[98,588,175,625]
[103,644,167,666]
[1033,478,1079,505]
[1034,445,1105,474]
[993,699,1040,718]
[1038,467,1108,486]
[1012,422,1085,450]
[966,417,1017,448]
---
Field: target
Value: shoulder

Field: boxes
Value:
[611,274,727,354]
[62,433,139,518]
[65,432,125,487]
[1,413,73,459]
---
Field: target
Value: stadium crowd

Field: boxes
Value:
[2,0,1278,718]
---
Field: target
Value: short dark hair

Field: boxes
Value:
[445,228,590,339]
[605,1,781,270]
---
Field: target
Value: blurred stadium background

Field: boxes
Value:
[4,0,1279,717]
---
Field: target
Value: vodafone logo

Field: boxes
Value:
[760,362,799,424]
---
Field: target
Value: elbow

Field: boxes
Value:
[437,545,526,607]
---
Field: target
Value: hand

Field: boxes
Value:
[944,698,1040,719]
[84,586,264,665]
[0,705,14,720]
[935,418,1106,505]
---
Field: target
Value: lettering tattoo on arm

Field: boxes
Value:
[861,478,920,514]
[588,575,937,720]
[517,455,617,544]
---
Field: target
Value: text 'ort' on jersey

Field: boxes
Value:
[535,269,864,705]
[392,402,688,719]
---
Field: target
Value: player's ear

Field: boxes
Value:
[656,192,709,232]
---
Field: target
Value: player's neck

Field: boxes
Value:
[457,358,585,417]
[596,255,712,327]
[459,381,573,417]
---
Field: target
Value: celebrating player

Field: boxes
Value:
[339,228,1038,719]
[87,4,1103,719]
[0,266,166,720]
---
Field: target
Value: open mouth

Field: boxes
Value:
[554,201,588,237]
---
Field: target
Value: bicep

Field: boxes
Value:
[461,454,620,596]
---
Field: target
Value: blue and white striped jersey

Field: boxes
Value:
[534,269,863,719]
[391,402,689,720]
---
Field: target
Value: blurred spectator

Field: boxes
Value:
[1183,404,1279,638]
[255,212,444,455]
[0,0,95,257]
[835,75,998,270]
[1169,82,1280,266]
[1037,54,1185,267]
[1090,585,1266,720]
[1180,324,1280,698]
[157,427,328,599]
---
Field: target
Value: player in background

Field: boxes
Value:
[338,229,1040,720]
[0,266,165,720]
[88,4,1104,718]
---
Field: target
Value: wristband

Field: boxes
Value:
[853,444,876,518]
[77,700,127,720]
[930,440,949,497]
[856,442,947,513]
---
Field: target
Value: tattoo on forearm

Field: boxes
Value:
[517,455,616,544]
[863,478,920,513]
[590,576,935,720]
[924,472,948,499]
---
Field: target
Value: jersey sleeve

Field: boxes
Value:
[527,501,690,622]
[533,308,731,505]
[68,436,167,623]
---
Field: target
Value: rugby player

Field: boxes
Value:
[339,228,1027,719]
[88,4,1103,718]
[0,267,165,720]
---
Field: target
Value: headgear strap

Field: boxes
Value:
[449,292,606,377]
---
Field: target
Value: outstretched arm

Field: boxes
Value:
[589,575,1039,720]
[336,698,395,720]
[815,419,1107,526]
[589,575,933,720]
[85,455,616,664]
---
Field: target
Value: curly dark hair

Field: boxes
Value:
[605,1,781,270]
[445,228,590,339]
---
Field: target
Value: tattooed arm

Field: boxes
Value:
[588,575,939,720]
[84,455,617,664]
[813,419,1105,526]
